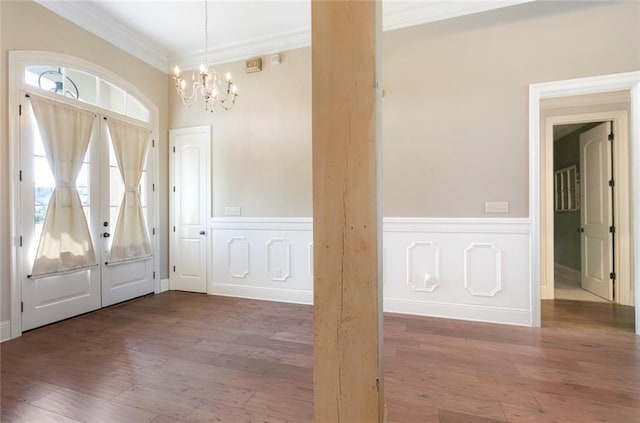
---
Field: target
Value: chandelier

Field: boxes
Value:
[173,0,238,112]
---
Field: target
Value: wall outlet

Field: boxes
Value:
[224,206,242,216]
[485,201,509,213]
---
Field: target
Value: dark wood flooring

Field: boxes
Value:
[2,292,639,422]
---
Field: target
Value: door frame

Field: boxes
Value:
[529,71,640,334]
[8,51,161,338]
[543,113,630,303]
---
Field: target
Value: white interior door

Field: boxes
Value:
[20,96,101,331]
[579,122,613,301]
[170,126,210,293]
[101,119,155,306]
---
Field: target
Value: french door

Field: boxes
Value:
[19,92,155,331]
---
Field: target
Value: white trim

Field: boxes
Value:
[383,298,530,327]
[529,71,640,334]
[160,278,169,293]
[632,82,640,334]
[210,283,313,306]
[34,0,169,72]
[0,321,11,342]
[382,0,534,31]
[9,51,161,338]
[211,217,530,233]
[174,29,311,70]
[554,262,580,282]
[36,0,533,72]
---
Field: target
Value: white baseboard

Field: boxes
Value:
[160,278,169,292]
[554,262,580,282]
[383,298,531,326]
[0,321,11,342]
[210,283,313,305]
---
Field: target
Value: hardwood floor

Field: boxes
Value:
[2,292,639,422]
[542,299,635,332]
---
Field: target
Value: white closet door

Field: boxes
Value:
[170,126,211,293]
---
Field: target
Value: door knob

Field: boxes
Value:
[199,231,206,235]
[103,232,111,238]
[578,227,584,233]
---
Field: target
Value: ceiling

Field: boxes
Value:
[36,0,534,73]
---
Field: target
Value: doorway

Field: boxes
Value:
[9,52,161,337]
[18,93,156,331]
[553,121,611,303]
[530,73,640,334]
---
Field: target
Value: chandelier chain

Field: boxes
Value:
[204,0,209,64]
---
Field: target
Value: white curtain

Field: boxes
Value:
[30,95,97,278]
[106,118,152,264]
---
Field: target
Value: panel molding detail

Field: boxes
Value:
[211,217,530,326]
[227,237,250,278]
[464,243,502,297]
[266,238,291,282]
[406,242,440,292]
[0,321,11,343]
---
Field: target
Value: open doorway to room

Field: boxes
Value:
[538,91,636,332]
[553,121,609,303]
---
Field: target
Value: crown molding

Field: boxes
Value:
[35,0,169,72]
[36,0,535,74]
[172,28,311,69]
[382,0,535,32]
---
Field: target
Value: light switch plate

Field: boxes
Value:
[224,206,241,216]
[485,201,509,213]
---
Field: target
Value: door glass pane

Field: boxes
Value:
[100,80,126,115]
[126,94,150,122]
[66,68,97,105]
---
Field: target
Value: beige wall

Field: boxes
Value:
[169,1,639,220]
[0,0,170,322]
[170,47,313,217]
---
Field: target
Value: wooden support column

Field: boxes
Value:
[312,1,384,422]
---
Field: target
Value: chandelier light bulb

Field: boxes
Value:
[172,0,238,113]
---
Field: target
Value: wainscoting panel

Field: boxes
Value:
[211,218,531,325]
[0,320,11,342]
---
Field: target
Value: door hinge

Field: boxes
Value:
[173,265,176,272]
[19,170,22,181]
[376,378,380,392]
[152,139,155,148]
[152,183,155,192]
[21,301,24,313]
[152,227,156,236]
[609,226,616,233]
[19,104,22,116]
[153,271,156,279]
[19,236,23,247]
[610,272,616,280]
[173,146,176,153]
[608,133,614,141]
[609,179,615,187]
[173,186,175,193]
[173,226,176,232]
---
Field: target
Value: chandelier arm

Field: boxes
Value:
[172,0,237,112]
